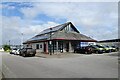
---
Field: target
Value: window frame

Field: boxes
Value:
[36,44,39,49]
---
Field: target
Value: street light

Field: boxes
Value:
[21,33,23,48]
[49,28,52,55]
[8,40,10,46]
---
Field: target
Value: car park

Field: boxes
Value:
[111,46,119,51]
[74,46,92,54]
[88,45,104,54]
[10,48,20,55]
[105,45,117,52]
[19,48,36,57]
[96,45,111,53]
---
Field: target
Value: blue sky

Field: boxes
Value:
[1,2,118,45]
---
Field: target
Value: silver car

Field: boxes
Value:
[10,48,20,55]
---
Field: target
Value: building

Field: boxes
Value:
[23,22,96,54]
[97,39,120,48]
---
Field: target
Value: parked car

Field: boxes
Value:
[19,48,36,57]
[95,45,111,53]
[105,45,117,52]
[74,46,92,54]
[0,48,4,51]
[10,48,20,55]
[88,45,104,54]
[111,46,119,51]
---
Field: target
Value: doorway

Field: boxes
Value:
[66,42,69,52]
[44,42,46,53]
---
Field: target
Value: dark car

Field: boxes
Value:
[74,46,92,54]
[111,46,119,51]
[19,48,36,57]
[88,45,104,54]
[105,45,117,52]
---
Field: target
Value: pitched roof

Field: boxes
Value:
[52,31,95,41]
[36,22,79,36]
[98,39,120,42]
[24,31,96,44]
[23,22,96,44]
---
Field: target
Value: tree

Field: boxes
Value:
[3,45,11,51]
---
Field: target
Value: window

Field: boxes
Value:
[27,45,29,47]
[40,44,42,48]
[63,24,76,32]
[36,44,39,49]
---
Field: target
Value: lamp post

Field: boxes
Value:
[21,33,23,48]
[49,28,52,55]
[8,40,10,46]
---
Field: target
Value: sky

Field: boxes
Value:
[0,1,118,45]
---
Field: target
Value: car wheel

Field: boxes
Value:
[22,53,26,57]
[32,54,35,56]
[20,53,22,56]
[96,51,99,54]
[85,51,88,54]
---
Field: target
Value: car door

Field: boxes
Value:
[90,46,96,53]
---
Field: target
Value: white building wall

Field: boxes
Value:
[69,41,74,52]
[23,44,32,48]
[88,42,96,45]
[31,43,44,53]
[24,42,50,53]
[32,43,36,49]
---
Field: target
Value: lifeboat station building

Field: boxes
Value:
[23,22,97,54]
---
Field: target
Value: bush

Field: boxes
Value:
[3,45,11,51]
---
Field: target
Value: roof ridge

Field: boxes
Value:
[36,22,71,36]
[51,22,71,29]
[43,22,71,31]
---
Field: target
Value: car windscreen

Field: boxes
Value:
[96,45,104,48]
[105,46,112,48]
[111,46,116,48]
[26,48,32,49]
[12,49,17,50]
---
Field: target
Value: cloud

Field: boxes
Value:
[20,6,38,19]
[0,16,2,45]
[20,2,118,26]
[20,2,118,40]
[2,2,118,45]
[0,3,15,10]
[1,0,119,2]
[2,15,59,44]
[2,16,23,44]
[20,21,59,35]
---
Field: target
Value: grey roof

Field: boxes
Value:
[26,22,68,42]
[98,39,120,42]
[28,35,48,41]
[24,22,96,44]
[24,31,96,44]
[36,22,71,36]
[51,31,95,41]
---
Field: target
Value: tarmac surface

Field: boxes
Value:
[1,51,119,78]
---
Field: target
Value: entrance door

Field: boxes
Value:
[44,43,46,53]
[59,41,63,53]
[66,43,69,52]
